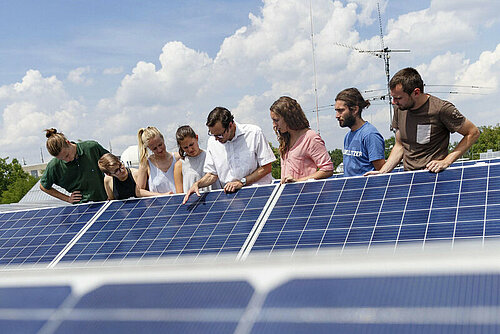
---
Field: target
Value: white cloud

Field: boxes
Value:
[103,67,124,75]
[67,66,93,85]
[0,70,87,161]
[2,0,500,163]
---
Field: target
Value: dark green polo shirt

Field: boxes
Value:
[40,141,109,203]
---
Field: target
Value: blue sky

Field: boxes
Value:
[0,0,499,164]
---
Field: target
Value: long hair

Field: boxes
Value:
[98,153,121,174]
[335,88,371,117]
[137,126,164,166]
[44,128,69,157]
[175,125,197,159]
[269,96,309,157]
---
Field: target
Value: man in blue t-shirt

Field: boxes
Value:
[335,88,385,176]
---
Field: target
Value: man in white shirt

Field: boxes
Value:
[183,107,276,203]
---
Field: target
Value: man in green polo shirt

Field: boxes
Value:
[40,128,109,203]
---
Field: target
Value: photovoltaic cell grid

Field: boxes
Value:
[58,185,276,265]
[3,274,500,333]
[250,163,500,254]
[252,274,500,333]
[0,203,103,268]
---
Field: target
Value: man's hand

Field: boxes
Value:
[364,170,383,176]
[281,176,296,184]
[425,159,450,173]
[224,180,243,193]
[68,191,82,203]
[182,183,200,204]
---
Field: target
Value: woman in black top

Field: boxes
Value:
[98,153,139,200]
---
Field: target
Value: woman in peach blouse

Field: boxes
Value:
[270,96,334,183]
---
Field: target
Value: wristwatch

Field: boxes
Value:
[240,177,247,186]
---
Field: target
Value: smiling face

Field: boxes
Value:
[179,135,201,157]
[270,111,289,134]
[147,135,166,157]
[335,100,356,129]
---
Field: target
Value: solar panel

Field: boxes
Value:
[247,163,500,256]
[52,281,253,334]
[252,274,500,333]
[0,203,104,268]
[0,285,71,334]
[57,185,278,266]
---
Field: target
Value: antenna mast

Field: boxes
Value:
[335,2,410,132]
[309,0,320,133]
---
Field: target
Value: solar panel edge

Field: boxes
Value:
[239,184,283,260]
[49,201,112,269]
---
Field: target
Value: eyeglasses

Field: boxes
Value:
[208,127,228,139]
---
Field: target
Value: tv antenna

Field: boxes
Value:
[335,3,410,131]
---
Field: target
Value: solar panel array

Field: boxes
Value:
[0,161,498,269]
[58,185,276,266]
[3,272,500,333]
[250,163,500,255]
[0,203,104,268]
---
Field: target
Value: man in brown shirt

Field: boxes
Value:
[366,67,479,174]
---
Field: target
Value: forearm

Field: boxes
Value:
[40,185,71,203]
[379,144,403,173]
[444,133,479,165]
[296,169,333,182]
[246,163,272,185]
[195,173,218,188]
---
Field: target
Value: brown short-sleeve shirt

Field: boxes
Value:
[391,95,465,171]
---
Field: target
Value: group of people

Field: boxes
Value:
[39,67,480,204]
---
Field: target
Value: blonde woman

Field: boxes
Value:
[137,126,180,196]
[40,128,108,203]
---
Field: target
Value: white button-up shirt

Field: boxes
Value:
[204,122,276,186]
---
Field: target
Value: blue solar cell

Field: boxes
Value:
[322,228,348,244]
[487,205,500,220]
[489,191,500,205]
[377,211,403,226]
[357,199,382,214]
[399,224,426,240]
[457,206,485,221]
[372,225,399,241]
[462,178,488,192]
[346,227,373,243]
[351,213,378,228]
[455,221,484,237]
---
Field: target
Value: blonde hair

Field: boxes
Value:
[137,126,164,165]
[44,128,70,156]
[98,153,121,174]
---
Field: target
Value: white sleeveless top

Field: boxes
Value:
[181,150,221,193]
[147,154,176,193]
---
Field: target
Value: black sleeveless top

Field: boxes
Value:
[112,167,137,200]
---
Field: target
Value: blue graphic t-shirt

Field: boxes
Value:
[343,122,385,177]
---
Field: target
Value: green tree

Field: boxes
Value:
[328,149,343,171]
[0,175,38,204]
[384,136,395,159]
[269,142,281,179]
[450,124,500,160]
[0,157,32,199]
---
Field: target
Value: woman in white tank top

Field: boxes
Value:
[173,125,221,193]
[136,126,180,197]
